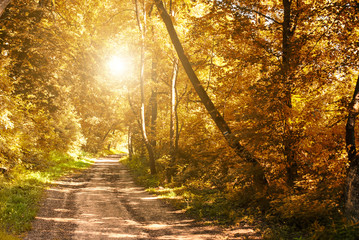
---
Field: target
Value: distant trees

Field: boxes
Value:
[0,0,126,169]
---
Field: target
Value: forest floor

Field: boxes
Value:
[23,155,261,240]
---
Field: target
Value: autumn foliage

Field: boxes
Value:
[1,0,359,238]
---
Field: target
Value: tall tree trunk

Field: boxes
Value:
[345,76,359,222]
[150,38,158,147]
[282,0,297,187]
[136,0,156,174]
[128,125,133,161]
[154,0,268,186]
[150,89,158,147]
[167,58,179,182]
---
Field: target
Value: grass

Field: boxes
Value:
[123,154,160,188]
[0,151,93,238]
[0,230,20,240]
[123,155,359,240]
[123,155,241,225]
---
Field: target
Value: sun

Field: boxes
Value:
[107,56,128,76]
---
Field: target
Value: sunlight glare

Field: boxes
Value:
[108,56,128,76]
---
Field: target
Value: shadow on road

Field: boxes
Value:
[24,157,261,240]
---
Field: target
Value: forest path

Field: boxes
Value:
[24,156,260,240]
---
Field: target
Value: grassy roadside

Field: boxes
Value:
[123,160,252,226]
[122,155,359,240]
[122,155,236,223]
[0,151,93,239]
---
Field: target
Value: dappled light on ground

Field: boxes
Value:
[25,157,261,240]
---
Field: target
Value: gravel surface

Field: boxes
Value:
[24,156,261,240]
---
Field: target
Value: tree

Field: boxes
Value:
[0,0,129,167]
[154,0,268,186]
[346,76,359,222]
[167,58,179,182]
[135,0,156,174]
[0,0,86,166]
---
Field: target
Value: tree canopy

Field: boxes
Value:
[1,0,359,237]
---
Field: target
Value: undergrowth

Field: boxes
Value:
[123,154,160,188]
[122,155,359,240]
[0,151,93,238]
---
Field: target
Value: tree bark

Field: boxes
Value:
[150,26,158,147]
[128,125,133,161]
[136,0,156,174]
[0,0,11,17]
[282,0,297,187]
[150,81,158,147]
[345,76,359,222]
[154,0,268,186]
[167,58,179,182]
[150,90,158,147]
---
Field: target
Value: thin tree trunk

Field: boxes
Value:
[154,0,267,186]
[150,38,158,147]
[150,90,158,147]
[136,0,156,174]
[128,125,133,161]
[282,0,297,187]
[345,76,359,222]
[167,58,179,182]
[102,123,115,142]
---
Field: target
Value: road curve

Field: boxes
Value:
[24,156,260,240]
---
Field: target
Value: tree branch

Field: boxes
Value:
[236,6,282,25]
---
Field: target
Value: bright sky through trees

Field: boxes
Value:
[107,55,129,76]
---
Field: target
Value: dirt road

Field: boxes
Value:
[24,156,260,240]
